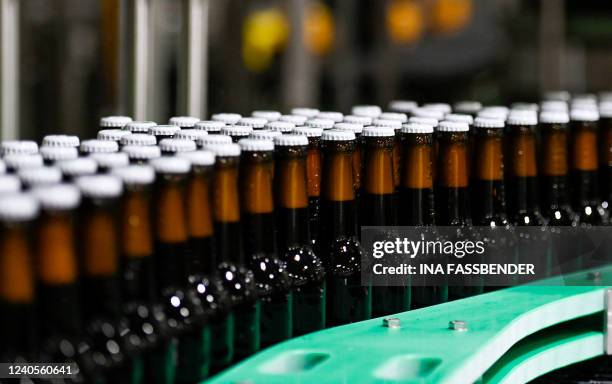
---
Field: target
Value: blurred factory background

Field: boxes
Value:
[1,0,611,140]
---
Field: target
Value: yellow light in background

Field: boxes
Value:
[303,1,335,56]
[242,8,290,72]
[430,0,473,35]
[386,0,425,45]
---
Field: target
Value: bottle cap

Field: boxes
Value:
[334,122,363,134]
[100,116,133,128]
[0,193,39,221]
[112,165,156,185]
[159,138,197,153]
[378,112,408,122]
[249,130,283,140]
[195,120,225,132]
[0,160,4,174]
[0,175,20,194]
[42,135,80,148]
[273,134,309,146]
[252,110,281,121]
[265,121,295,133]
[124,121,157,133]
[436,121,469,132]
[150,157,191,174]
[148,125,180,137]
[411,108,444,120]
[478,106,509,120]
[445,113,474,125]
[80,139,118,154]
[316,111,344,122]
[351,105,381,118]
[401,123,434,134]
[290,107,320,118]
[1,140,38,156]
[202,143,241,157]
[388,100,418,113]
[174,129,209,141]
[511,102,539,112]
[599,102,612,118]
[18,166,62,187]
[279,114,308,125]
[572,93,597,102]
[570,108,599,122]
[4,154,44,171]
[543,90,570,102]
[422,103,452,114]
[57,158,98,177]
[361,126,395,137]
[221,125,253,137]
[97,129,132,142]
[176,150,215,167]
[570,99,597,110]
[39,146,78,162]
[321,129,355,141]
[169,116,200,128]
[238,138,274,152]
[90,152,130,169]
[236,117,267,129]
[540,100,568,112]
[76,175,123,198]
[32,184,81,210]
[409,116,439,127]
[305,118,334,129]
[453,101,482,114]
[506,112,537,126]
[198,134,233,147]
[211,113,242,125]
[292,126,323,137]
[343,115,373,125]
[473,117,505,129]
[122,145,161,161]
[372,119,402,130]
[539,111,569,124]
[121,133,157,147]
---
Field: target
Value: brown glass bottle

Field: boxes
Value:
[0,194,39,362]
[569,110,608,224]
[273,134,326,336]
[319,129,371,327]
[206,143,259,363]
[238,139,292,348]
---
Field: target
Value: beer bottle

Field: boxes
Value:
[17,166,62,189]
[236,117,267,130]
[221,125,253,142]
[506,113,546,226]
[360,126,408,316]
[79,139,118,155]
[90,152,130,173]
[1,140,38,156]
[388,100,418,115]
[175,151,233,375]
[124,121,157,134]
[148,125,180,144]
[279,114,308,126]
[57,157,98,182]
[32,185,84,376]
[319,129,371,326]
[453,101,482,117]
[0,175,21,194]
[399,123,435,226]
[122,145,162,165]
[204,143,259,362]
[569,109,608,224]
[211,113,242,125]
[169,116,200,129]
[100,115,133,129]
[471,117,509,226]
[445,113,475,178]
[273,133,326,335]
[293,126,324,252]
[75,175,140,380]
[3,154,43,173]
[98,129,132,144]
[40,146,78,165]
[238,138,292,348]
[174,129,209,145]
[334,122,364,196]
[291,107,320,119]
[42,134,80,148]
[195,120,225,134]
[598,103,612,209]
[409,116,440,181]
[265,121,296,134]
[252,110,281,122]
[0,194,39,362]
[121,133,158,147]
[539,111,577,225]
[249,129,283,141]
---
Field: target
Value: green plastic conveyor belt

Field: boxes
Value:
[206,268,612,384]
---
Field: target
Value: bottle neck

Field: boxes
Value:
[435,132,471,226]
[212,157,243,264]
[507,125,540,215]
[274,148,310,253]
[306,139,322,199]
[600,117,612,203]
[540,125,570,208]
[570,122,600,206]
[361,137,396,226]
[186,167,215,274]
[472,130,506,224]
[400,134,435,226]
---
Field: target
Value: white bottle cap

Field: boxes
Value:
[238,138,274,152]
[436,121,469,132]
[411,108,444,120]
[42,135,80,148]
[409,116,439,127]
[195,120,225,132]
[112,165,156,185]
[334,122,363,134]
[388,100,418,113]
[97,129,132,142]
[570,108,599,122]
[539,111,569,124]
[202,143,241,157]
[1,140,38,156]
[176,150,216,167]
[445,113,474,125]
[305,118,334,129]
[473,117,505,129]
[18,166,62,187]
[453,101,482,114]
[361,126,395,137]
[124,121,157,133]
[351,105,381,118]
[0,193,39,221]
[122,145,161,161]
[80,139,119,154]
[150,157,191,174]
[422,103,452,114]
[273,134,309,147]
[4,154,44,171]
[401,123,434,134]
[198,134,233,147]
[39,146,79,162]
[290,108,320,118]
[249,130,283,140]
[292,126,323,138]
[57,158,98,177]
[76,175,123,198]
[100,116,133,128]
[252,110,281,121]
[211,113,242,125]
[507,112,537,126]
[236,117,267,129]
[372,119,402,130]
[159,138,197,153]
[121,133,157,147]
[343,115,373,126]
[32,184,81,210]
[0,175,20,194]
[321,129,355,141]
[169,116,200,128]
[174,129,209,141]
[221,125,253,137]
[90,152,130,169]
[265,121,295,133]
[148,125,180,137]
[378,112,408,123]
[317,111,344,122]
[279,115,308,125]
